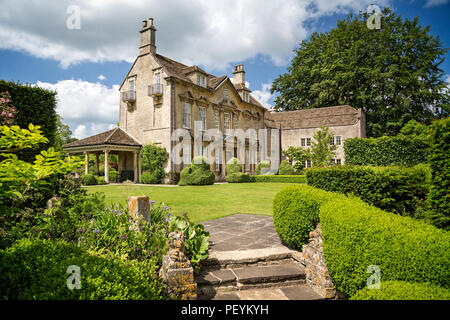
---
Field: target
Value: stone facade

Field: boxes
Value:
[293,224,342,299]
[118,18,366,180]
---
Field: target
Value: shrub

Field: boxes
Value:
[108,169,118,183]
[306,165,430,217]
[226,172,251,183]
[252,175,307,183]
[350,281,450,300]
[0,238,167,300]
[320,195,450,297]
[272,185,335,250]
[179,156,215,186]
[278,160,295,175]
[344,135,430,166]
[427,118,450,230]
[226,157,242,175]
[140,144,169,184]
[82,174,98,186]
[97,176,107,185]
[140,171,161,184]
[256,160,273,175]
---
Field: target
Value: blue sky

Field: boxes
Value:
[0,0,448,138]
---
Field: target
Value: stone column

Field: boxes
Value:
[133,151,139,183]
[84,152,89,175]
[95,154,99,176]
[104,150,109,183]
[221,146,226,177]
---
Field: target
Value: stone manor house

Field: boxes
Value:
[63,18,366,183]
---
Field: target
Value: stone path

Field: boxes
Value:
[196,214,322,300]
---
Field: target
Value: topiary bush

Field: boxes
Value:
[320,195,450,297]
[278,160,295,175]
[306,165,430,218]
[344,135,430,167]
[179,156,215,186]
[226,172,251,183]
[0,238,168,300]
[350,281,450,300]
[140,171,161,184]
[226,157,242,176]
[272,185,335,250]
[82,174,98,186]
[256,160,273,175]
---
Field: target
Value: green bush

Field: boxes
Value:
[306,165,430,217]
[140,144,168,184]
[140,171,162,184]
[108,169,118,182]
[344,135,430,167]
[272,185,335,250]
[427,118,450,230]
[97,176,107,185]
[350,281,450,300]
[320,194,450,297]
[278,160,295,175]
[226,157,242,175]
[256,160,273,175]
[252,175,307,183]
[81,174,98,186]
[0,238,167,300]
[179,156,215,186]
[226,172,251,183]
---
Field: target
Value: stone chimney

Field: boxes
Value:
[233,64,245,86]
[140,18,156,55]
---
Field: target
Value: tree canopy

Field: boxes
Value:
[271,8,449,137]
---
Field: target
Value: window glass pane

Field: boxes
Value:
[183,103,191,128]
[129,80,135,91]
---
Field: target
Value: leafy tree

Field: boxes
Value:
[53,115,77,151]
[271,8,449,137]
[282,146,308,173]
[304,127,337,167]
[399,119,432,141]
[140,144,169,183]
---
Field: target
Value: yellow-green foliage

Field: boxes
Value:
[350,281,450,300]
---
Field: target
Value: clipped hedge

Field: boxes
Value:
[226,172,251,183]
[427,118,450,230]
[272,185,335,250]
[0,239,167,300]
[140,171,161,184]
[278,160,295,175]
[179,156,215,186]
[306,165,430,217]
[256,160,272,175]
[226,157,242,175]
[350,281,450,300]
[252,175,307,184]
[344,135,429,166]
[82,174,98,186]
[320,195,450,297]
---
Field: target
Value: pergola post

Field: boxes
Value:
[133,151,139,183]
[104,150,109,183]
[84,152,89,175]
[95,154,99,176]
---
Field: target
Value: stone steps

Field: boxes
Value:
[196,258,314,299]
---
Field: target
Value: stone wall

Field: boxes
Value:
[293,224,342,299]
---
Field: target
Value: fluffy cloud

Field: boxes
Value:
[35,80,119,139]
[252,83,273,109]
[0,0,388,70]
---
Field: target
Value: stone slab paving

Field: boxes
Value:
[198,214,322,300]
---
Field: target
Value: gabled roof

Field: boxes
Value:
[63,128,142,149]
[264,105,362,129]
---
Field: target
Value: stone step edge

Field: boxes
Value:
[203,247,297,267]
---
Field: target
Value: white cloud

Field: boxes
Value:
[97,75,106,81]
[424,0,449,8]
[252,83,273,109]
[0,0,388,70]
[35,80,119,139]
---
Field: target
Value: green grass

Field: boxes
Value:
[86,183,301,222]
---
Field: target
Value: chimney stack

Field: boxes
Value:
[139,17,156,55]
[233,64,245,86]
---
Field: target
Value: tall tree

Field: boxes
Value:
[53,115,77,151]
[271,8,449,137]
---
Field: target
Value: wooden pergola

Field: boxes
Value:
[63,128,142,183]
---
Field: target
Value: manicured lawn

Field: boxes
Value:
[86,183,302,222]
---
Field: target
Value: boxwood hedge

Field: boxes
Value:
[226,172,251,183]
[320,196,450,297]
[0,239,167,300]
[252,175,307,183]
[179,156,215,186]
[350,281,450,300]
